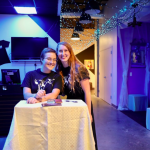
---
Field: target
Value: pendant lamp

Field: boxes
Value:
[71,33,80,40]
[79,11,92,24]
[74,22,84,33]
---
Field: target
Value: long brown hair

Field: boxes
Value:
[56,42,81,91]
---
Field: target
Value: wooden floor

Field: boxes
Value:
[1,93,150,150]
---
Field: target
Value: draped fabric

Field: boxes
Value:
[118,23,150,110]
[118,26,134,110]
[144,51,150,96]
[141,24,150,98]
[132,23,150,100]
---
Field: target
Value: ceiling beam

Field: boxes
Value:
[57,0,62,16]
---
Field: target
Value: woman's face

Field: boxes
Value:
[41,52,57,72]
[57,45,70,63]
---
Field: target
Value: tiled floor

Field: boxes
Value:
[92,95,150,150]
[1,94,150,150]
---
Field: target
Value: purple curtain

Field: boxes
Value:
[118,26,134,110]
[118,23,150,110]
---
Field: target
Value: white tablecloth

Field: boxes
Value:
[3,100,95,150]
[128,94,148,111]
[146,108,150,130]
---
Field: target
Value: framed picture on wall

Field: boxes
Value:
[84,60,94,69]
[130,49,145,67]
[130,38,146,68]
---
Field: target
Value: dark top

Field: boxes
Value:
[21,68,62,94]
[62,65,98,150]
[61,65,90,101]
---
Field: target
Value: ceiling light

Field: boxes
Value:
[14,7,37,14]
[71,33,80,40]
[74,22,84,33]
[79,11,92,24]
[85,0,100,15]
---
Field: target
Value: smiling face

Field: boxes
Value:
[41,52,57,73]
[57,45,71,66]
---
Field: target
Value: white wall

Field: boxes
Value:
[0,14,57,82]
[97,28,117,106]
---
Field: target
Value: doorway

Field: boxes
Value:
[99,47,113,104]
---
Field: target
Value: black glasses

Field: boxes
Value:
[44,58,57,62]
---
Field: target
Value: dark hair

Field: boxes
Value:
[40,48,57,63]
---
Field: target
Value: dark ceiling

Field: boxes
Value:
[0,0,108,16]
[0,0,150,29]
[0,0,60,16]
[0,0,109,29]
[61,0,108,14]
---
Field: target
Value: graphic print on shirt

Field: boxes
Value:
[63,73,71,86]
[34,78,55,91]
[63,73,82,94]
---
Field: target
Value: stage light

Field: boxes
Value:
[14,7,37,14]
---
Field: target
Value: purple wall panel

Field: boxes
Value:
[117,36,123,104]
[128,67,145,94]
[117,23,150,106]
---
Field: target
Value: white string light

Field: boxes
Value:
[60,0,150,52]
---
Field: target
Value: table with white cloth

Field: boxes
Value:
[146,108,150,130]
[128,94,148,111]
[3,100,95,150]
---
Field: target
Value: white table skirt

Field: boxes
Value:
[3,100,95,150]
[146,108,150,130]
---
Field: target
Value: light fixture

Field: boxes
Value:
[74,22,84,33]
[85,0,100,15]
[79,11,92,24]
[71,33,80,40]
[14,7,37,14]
[128,3,142,27]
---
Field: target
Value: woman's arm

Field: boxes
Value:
[40,88,60,102]
[24,87,60,103]
[80,79,93,122]
[23,87,36,99]
[23,87,39,104]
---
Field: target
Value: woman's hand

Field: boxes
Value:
[35,90,46,99]
[27,97,39,104]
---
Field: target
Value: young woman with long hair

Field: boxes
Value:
[56,42,98,150]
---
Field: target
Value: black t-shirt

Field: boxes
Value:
[61,65,90,101]
[21,68,62,94]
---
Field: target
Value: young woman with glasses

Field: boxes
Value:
[22,48,62,104]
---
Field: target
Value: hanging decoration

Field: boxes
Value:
[60,0,150,51]
[95,0,150,39]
